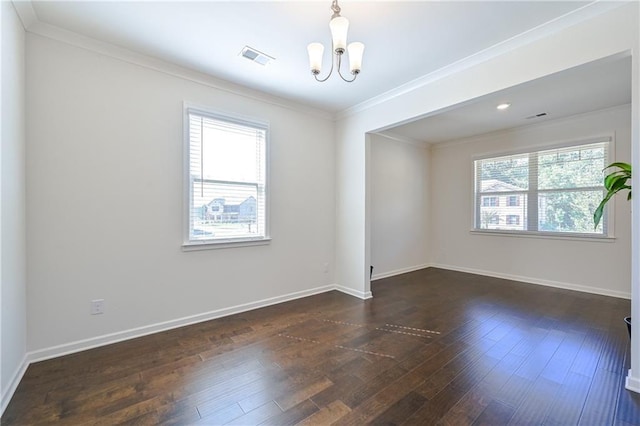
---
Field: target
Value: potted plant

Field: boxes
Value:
[594,161,632,337]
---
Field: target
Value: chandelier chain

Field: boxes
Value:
[331,0,341,18]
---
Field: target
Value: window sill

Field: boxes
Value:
[182,237,272,251]
[469,229,615,243]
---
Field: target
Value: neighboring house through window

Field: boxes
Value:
[474,138,610,236]
[184,105,269,248]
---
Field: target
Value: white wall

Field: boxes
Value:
[25,34,335,355]
[336,2,638,293]
[430,106,631,297]
[628,0,640,394]
[7,0,639,402]
[335,1,638,390]
[370,134,430,279]
[335,117,370,299]
[1,1,27,413]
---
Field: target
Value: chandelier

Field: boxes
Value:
[307,0,365,83]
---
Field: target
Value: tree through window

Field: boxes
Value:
[474,139,610,236]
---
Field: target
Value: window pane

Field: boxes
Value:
[191,181,261,240]
[478,154,529,192]
[201,120,263,183]
[538,190,604,233]
[474,139,609,236]
[187,110,267,244]
[538,143,606,190]
[479,194,528,231]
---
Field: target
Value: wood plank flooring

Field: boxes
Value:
[3,268,639,425]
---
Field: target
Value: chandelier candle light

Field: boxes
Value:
[307,0,365,82]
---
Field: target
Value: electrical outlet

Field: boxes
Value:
[90,299,105,315]
[323,263,329,273]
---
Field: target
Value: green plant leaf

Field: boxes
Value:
[594,161,631,229]
[604,173,628,190]
[605,162,632,172]
[609,178,631,193]
[594,192,614,229]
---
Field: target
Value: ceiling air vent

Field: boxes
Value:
[525,112,548,120]
[239,46,274,66]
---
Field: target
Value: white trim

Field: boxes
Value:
[626,369,640,393]
[431,103,631,151]
[1,354,29,416]
[182,104,271,249]
[26,284,343,363]
[472,135,613,163]
[469,230,616,243]
[0,268,628,413]
[335,285,372,300]
[1,283,368,414]
[372,131,428,149]
[10,0,37,30]
[371,264,431,281]
[431,263,631,300]
[472,135,615,238]
[182,237,271,251]
[23,21,333,121]
[14,0,626,122]
[337,1,628,119]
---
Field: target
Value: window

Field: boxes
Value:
[474,138,610,236]
[482,196,499,207]
[506,215,520,225]
[184,106,269,248]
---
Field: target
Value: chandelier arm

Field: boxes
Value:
[313,43,337,82]
[309,0,362,83]
[336,53,357,83]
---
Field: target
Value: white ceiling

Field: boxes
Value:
[18,1,631,141]
[383,54,632,144]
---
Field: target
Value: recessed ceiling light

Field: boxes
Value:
[496,103,511,110]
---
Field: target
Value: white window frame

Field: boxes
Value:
[182,103,271,251]
[472,135,615,240]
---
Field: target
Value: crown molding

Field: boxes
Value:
[14,2,334,121]
[430,102,631,150]
[12,0,630,122]
[11,0,37,30]
[372,131,428,149]
[337,0,631,120]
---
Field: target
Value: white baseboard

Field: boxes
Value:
[371,264,431,281]
[27,284,339,364]
[2,283,372,416]
[431,263,631,299]
[335,284,372,300]
[8,263,624,415]
[1,354,29,416]
[626,370,640,393]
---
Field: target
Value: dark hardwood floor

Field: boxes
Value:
[3,268,639,425]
